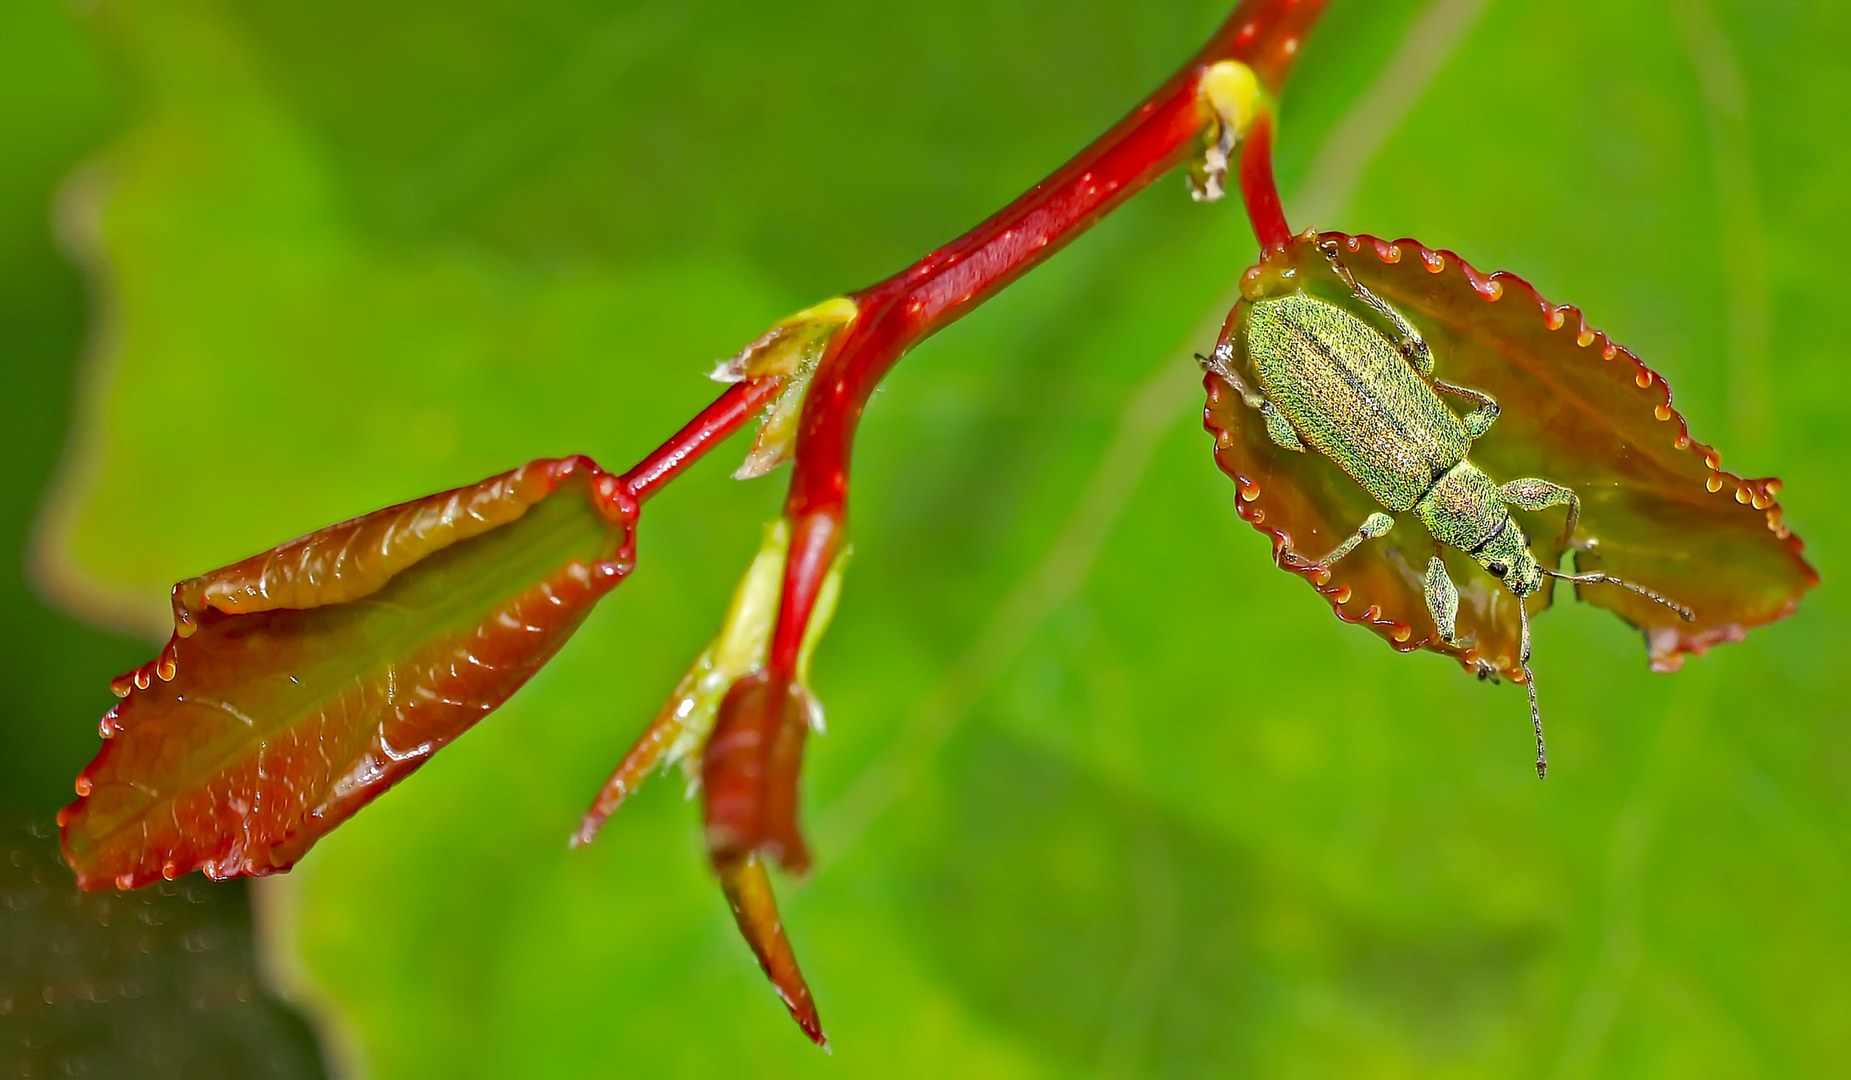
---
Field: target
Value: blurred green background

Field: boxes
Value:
[4,0,1847,1075]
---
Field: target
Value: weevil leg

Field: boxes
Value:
[1517,598,1548,779]
[1315,512,1394,567]
[1200,348,1308,455]
[1500,477,1582,548]
[1261,401,1307,452]
[1423,556,1460,641]
[1434,379,1501,440]
[1199,349,1273,414]
[1198,346,1243,386]
[1318,240,1434,377]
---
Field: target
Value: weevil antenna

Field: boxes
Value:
[1542,568,1694,622]
[1517,597,1547,780]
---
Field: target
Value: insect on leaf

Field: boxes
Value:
[60,457,638,890]
[1204,231,1816,679]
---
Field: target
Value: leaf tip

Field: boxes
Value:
[717,852,826,1048]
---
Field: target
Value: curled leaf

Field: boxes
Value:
[1204,231,1815,678]
[703,670,815,875]
[61,457,637,890]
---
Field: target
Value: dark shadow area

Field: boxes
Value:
[1,819,328,1079]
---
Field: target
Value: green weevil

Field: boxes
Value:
[1208,240,1693,778]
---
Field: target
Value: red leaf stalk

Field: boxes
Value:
[619,377,784,503]
[1238,114,1291,251]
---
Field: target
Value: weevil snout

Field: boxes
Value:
[1469,516,1544,597]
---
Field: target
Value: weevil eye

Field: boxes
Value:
[1488,560,1509,578]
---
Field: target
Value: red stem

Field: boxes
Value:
[766,0,1322,671]
[1238,115,1291,250]
[618,378,783,503]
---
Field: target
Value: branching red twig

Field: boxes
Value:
[766,0,1324,684]
[608,2,1321,539]
[576,0,1332,1046]
[624,1,1325,1043]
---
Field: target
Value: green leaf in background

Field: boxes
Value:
[22,0,1851,1076]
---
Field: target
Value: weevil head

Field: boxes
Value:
[1473,516,1544,597]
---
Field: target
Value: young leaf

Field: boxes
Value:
[60,457,637,890]
[703,669,815,875]
[702,673,824,1045]
[716,852,826,1049]
[1204,232,1816,679]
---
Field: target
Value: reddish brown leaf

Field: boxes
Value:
[1204,231,1816,679]
[61,457,638,890]
[716,852,826,1049]
[702,670,815,875]
[700,672,823,1042]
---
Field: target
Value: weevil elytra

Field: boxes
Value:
[1208,240,1694,778]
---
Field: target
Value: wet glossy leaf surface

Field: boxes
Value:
[19,0,1851,1075]
[1205,232,1816,679]
[61,458,635,890]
